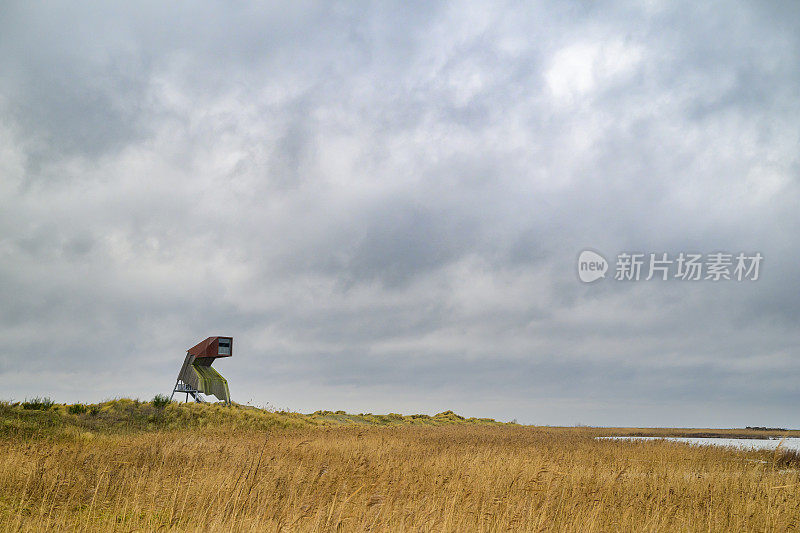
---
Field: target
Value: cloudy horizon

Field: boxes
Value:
[1,1,799,427]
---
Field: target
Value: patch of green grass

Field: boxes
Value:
[435,410,465,420]
[67,403,87,415]
[151,394,170,409]
[21,397,54,411]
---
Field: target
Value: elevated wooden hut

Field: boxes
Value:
[170,336,232,404]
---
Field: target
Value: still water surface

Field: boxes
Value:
[598,436,800,452]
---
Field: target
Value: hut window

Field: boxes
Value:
[218,338,231,355]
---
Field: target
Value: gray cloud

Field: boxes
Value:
[0,1,798,427]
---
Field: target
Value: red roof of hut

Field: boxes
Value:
[187,336,233,359]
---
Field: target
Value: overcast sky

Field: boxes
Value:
[1,1,798,427]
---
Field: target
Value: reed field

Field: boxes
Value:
[1,400,799,532]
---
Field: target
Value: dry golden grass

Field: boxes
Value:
[2,422,800,532]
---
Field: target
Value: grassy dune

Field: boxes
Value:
[1,400,800,531]
[0,399,504,439]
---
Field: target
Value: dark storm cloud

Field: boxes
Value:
[0,1,798,426]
